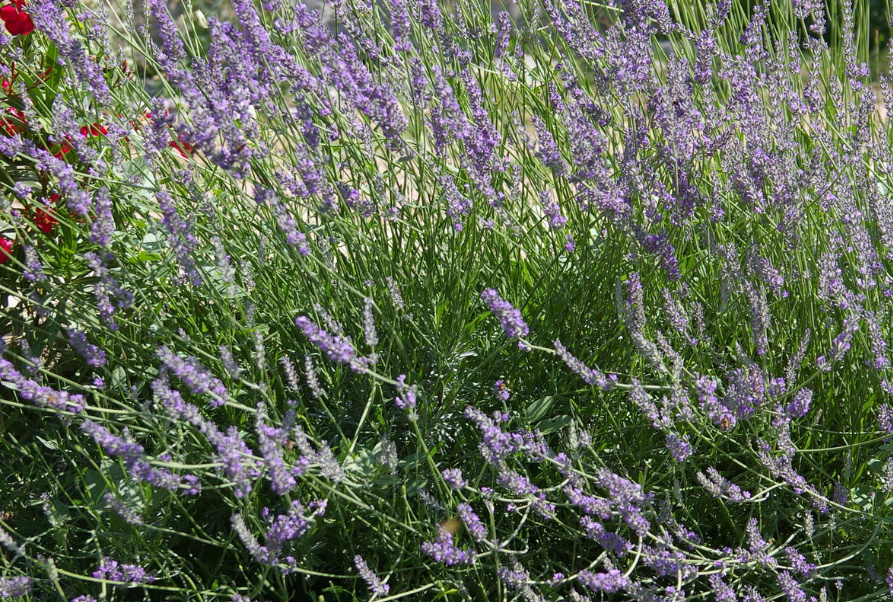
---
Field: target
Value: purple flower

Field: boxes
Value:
[662,288,693,343]
[464,406,523,464]
[90,187,114,247]
[565,235,576,252]
[816,316,859,371]
[441,468,467,489]
[231,500,325,570]
[540,190,568,229]
[532,116,566,176]
[92,557,155,584]
[722,365,765,420]
[577,569,629,593]
[481,289,529,340]
[456,503,487,542]
[565,485,612,518]
[81,419,199,494]
[696,375,735,429]
[696,467,750,502]
[154,378,258,497]
[29,0,111,104]
[157,346,229,406]
[258,188,310,254]
[255,402,299,495]
[22,245,44,282]
[554,340,614,390]
[596,468,647,507]
[497,467,538,497]
[102,493,143,526]
[580,517,633,556]
[68,330,107,367]
[394,374,418,417]
[420,527,475,566]
[785,546,816,578]
[497,561,530,590]
[295,315,368,372]
[708,573,736,602]
[879,404,893,435]
[776,571,807,602]
[0,576,32,598]
[785,388,813,419]
[354,555,389,596]
[665,432,692,462]
[493,379,510,401]
[0,357,86,413]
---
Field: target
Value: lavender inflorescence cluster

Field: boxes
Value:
[3,0,893,598]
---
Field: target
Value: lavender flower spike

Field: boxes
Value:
[157,346,229,406]
[92,557,155,584]
[481,289,530,343]
[554,340,615,390]
[421,527,476,565]
[354,555,390,596]
[295,315,368,372]
[0,576,32,598]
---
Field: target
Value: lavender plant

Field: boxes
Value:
[2,0,893,600]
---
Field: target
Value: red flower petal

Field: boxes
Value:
[0,236,13,264]
[169,135,194,158]
[1,4,34,36]
[34,211,56,234]
[80,123,108,137]
[0,107,26,136]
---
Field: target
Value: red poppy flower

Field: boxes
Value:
[1,1,34,36]
[80,123,107,137]
[0,236,13,264]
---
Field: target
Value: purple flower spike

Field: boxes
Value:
[295,315,368,372]
[354,555,389,596]
[421,527,475,566]
[577,569,629,593]
[481,289,529,340]
[157,346,229,406]
[0,576,32,597]
[92,557,155,585]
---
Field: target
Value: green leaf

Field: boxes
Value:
[526,396,555,423]
[35,436,59,451]
[398,452,427,472]
[537,414,572,434]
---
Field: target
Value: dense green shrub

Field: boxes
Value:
[2,0,893,600]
